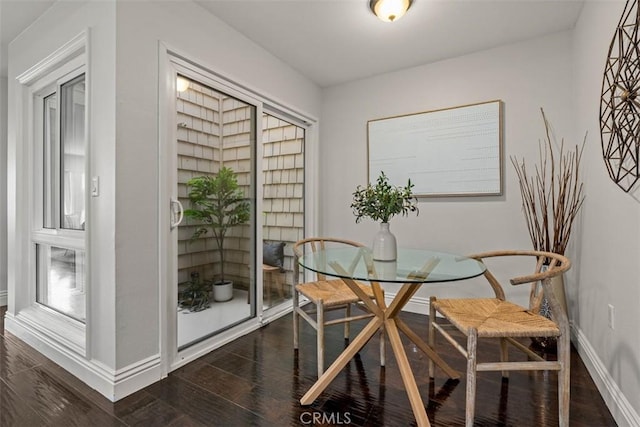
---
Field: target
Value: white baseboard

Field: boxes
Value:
[389,292,430,315]
[571,325,640,427]
[0,290,7,307]
[4,312,162,402]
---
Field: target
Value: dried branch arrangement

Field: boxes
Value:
[510,109,586,255]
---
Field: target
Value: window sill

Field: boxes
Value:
[14,304,86,356]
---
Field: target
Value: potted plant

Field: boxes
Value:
[185,166,251,302]
[511,108,585,348]
[351,171,419,261]
[178,271,209,312]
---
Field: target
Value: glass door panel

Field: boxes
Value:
[261,113,305,309]
[175,75,256,349]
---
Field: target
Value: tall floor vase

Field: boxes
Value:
[372,222,397,261]
[532,271,567,351]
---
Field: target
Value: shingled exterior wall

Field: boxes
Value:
[176,79,303,298]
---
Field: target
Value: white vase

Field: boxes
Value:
[374,260,398,280]
[372,222,397,261]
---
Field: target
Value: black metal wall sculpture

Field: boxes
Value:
[600,0,640,192]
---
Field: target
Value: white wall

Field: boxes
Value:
[573,1,640,425]
[321,31,574,305]
[0,75,6,307]
[322,5,640,423]
[5,0,638,417]
[0,2,8,307]
[6,0,320,400]
[113,1,321,369]
[7,0,118,373]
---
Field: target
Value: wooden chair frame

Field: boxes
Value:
[245,264,286,305]
[293,237,385,378]
[428,250,571,427]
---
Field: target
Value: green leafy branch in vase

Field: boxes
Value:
[351,171,419,223]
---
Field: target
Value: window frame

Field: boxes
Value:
[17,48,89,332]
[8,31,90,356]
[30,57,87,323]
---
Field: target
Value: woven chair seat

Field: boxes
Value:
[296,279,375,307]
[433,298,560,338]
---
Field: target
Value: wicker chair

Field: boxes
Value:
[428,250,571,427]
[293,237,384,378]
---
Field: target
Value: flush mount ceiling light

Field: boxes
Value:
[370,0,413,22]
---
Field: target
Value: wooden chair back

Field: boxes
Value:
[293,237,365,283]
[468,249,571,325]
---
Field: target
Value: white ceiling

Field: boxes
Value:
[0,0,56,76]
[1,0,585,86]
[196,0,585,87]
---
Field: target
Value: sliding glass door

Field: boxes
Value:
[174,75,256,349]
[162,54,310,363]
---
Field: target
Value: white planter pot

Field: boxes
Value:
[213,280,234,302]
[372,222,397,261]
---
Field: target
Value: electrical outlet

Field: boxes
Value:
[608,304,615,330]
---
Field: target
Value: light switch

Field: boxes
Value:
[91,176,99,197]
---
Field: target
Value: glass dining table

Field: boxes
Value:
[298,246,486,427]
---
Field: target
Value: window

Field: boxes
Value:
[33,70,87,322]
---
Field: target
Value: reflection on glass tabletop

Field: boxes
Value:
[298,247,486,284]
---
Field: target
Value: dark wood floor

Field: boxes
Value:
[1,305,616,426]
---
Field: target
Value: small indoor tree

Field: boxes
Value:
[185,166,251,292]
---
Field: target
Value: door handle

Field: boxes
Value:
[170,198,184,229]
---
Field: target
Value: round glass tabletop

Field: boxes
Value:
[299,247,486,284]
